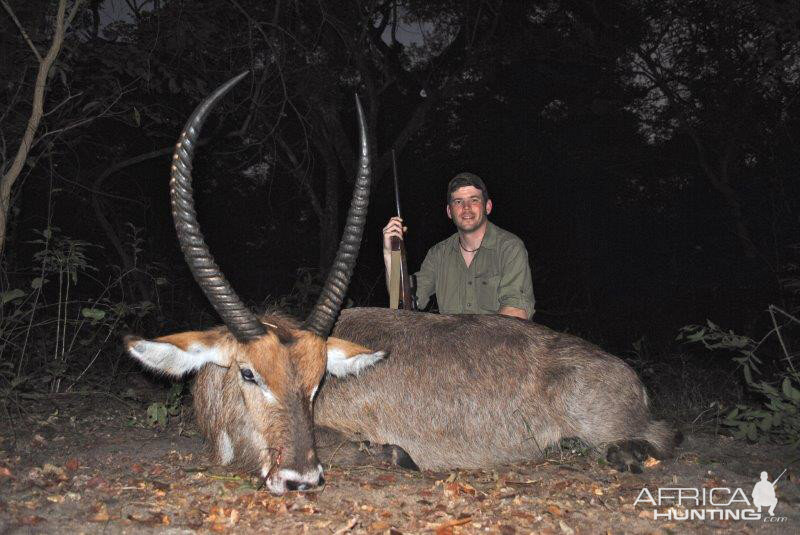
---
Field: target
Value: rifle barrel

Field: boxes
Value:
[392,149,402,219]
[772,468,788,486]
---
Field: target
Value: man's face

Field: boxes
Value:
[446,185,492,233]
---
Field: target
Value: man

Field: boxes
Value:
[382,172,534,319]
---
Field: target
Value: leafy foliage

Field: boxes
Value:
[146,382,185,428]
[679,308,800,446]
[0,224,163,400]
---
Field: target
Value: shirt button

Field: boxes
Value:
[467,281,472,285]
[467,303,471,307]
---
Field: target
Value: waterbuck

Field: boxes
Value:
[126,73,678,495]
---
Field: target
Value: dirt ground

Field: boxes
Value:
[1,388,798,535]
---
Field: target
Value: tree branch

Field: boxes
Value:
[0,0,87,255]
[1,0,43,62]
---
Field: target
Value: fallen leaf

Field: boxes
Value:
[20,515,46,526]
[89,503,111,522]
[85,475,109,489]
[0,466,13,479]
[149,465,165,476]
[131,463,143,474]
[547,504,563,517]
[559,520,575,535]
[369,521,391,532]
[42,463,68,481]
[435,517,472,532]
[65,458,80,471]
[644,457,660,468]
[459,482,477,496]
[128,513,169,526]
[444,482,460,497]
[333,517,359,535]
[152,480,170,492]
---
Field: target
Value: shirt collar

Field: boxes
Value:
[449,221,497,251]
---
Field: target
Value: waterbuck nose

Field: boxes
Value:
[286,480,310,492]
[285,474,324,492]
[267,465,324,494]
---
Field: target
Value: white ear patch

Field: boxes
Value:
[326,347,386,377]
[126,340,225,376]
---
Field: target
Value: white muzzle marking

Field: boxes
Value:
[265,465,324,495]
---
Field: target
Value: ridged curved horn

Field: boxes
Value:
[303,95,371,337]
[170,71,267,341]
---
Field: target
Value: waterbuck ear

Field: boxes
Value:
[124,330,231,377]
[325,337,385,377]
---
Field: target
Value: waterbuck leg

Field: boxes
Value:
[381,444,419,471]
[605,440,655,473]
[314,428,419,470]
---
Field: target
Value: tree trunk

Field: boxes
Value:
[0,0,85,256]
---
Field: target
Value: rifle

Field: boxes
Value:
[388,150,415,310]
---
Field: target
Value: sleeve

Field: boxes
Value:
[497,240,535,319]
[413,247,439,310]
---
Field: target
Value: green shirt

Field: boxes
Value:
[414,222,535,318]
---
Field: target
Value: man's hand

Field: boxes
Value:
[382,216,406,254]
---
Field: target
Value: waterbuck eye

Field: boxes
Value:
[240,368,256,382]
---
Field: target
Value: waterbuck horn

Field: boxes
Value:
[169,71,267,341]
[303,95,371,338]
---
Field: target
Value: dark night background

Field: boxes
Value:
[1,0,799,422]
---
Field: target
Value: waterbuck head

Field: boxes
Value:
[125,72,382,494]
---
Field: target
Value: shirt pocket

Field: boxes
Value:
[476,274,500,312]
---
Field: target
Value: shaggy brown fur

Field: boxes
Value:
[320,308,679,471]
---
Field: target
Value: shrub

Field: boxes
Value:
[679,306,800,446]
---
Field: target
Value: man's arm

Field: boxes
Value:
[382,216,405,291]
[383,216,436,309]
[496,239,535,319]
[498,305,528,319]
[412,247,437,310]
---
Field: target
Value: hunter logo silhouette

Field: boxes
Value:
[752,469,786,516]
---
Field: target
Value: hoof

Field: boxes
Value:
[383,444,419,471]
[606,440,654,473]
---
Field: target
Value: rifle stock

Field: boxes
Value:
[389,235,413,310]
